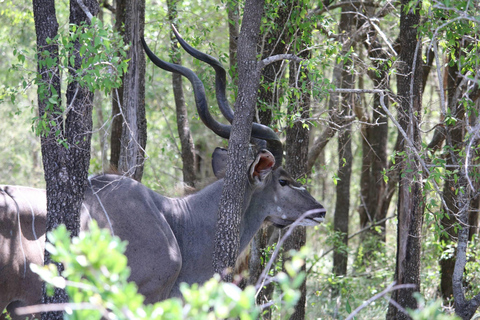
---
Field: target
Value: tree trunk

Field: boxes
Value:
[386,0,424,317]
[282,5,314,317]
[439,56,463,301]
[451,172,480,320]
[283,54,311,320]
[33,1,99,319]
[332,4,355,278]
[213,0,265,281]
[249,2,290,315]
[110,0,146,182]
[356,13,390,264]
[227,0,239,86]
[168,0,197,189]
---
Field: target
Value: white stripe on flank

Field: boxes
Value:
[10,188,28,278]
[17,189,44,263]
[88,179,114,236]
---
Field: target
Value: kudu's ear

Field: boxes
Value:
[212,147,228,179]
[249,150,275,183]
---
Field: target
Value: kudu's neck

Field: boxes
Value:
[166,178,264,254]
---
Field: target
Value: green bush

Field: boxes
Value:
[32,221,304,319]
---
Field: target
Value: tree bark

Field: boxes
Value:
[167,0,197,189]
[33,0,99,319]
[249,2,291,315]
[452,173,480,320]
[332,4,355,278]
[213,0,265,281]
[439,55,463,301]
[386,0,424,317]
[283,51,311,320]
[227,0,239,86]
[110,0,146,182]
[356,11,390,262]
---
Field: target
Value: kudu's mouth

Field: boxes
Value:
[268,207,326,228]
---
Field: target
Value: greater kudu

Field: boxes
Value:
[0,31,326,320]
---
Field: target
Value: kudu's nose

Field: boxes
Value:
[308,207,327,223]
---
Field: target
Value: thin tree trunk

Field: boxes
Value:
[451,172,480,319]
[168,0,196,189]
[332,5,355,278]
[213,0,265,281]
[386,0,424,317]
[227,0,239,86]
[440,56,463,301]
[250,2,291,315]
[283,52,311,320]
[356,14,390,263]
[110,0,146,182]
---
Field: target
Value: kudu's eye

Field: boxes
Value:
[279,179,289,186]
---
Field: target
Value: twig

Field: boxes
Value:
[376,91,451,215]
[254,208,324,295]
[258,54,303,70]
[15,302,105,317]
[76,0,94,21]
[345,282,416,320]
[101,1,116,14]
[306,214,396,274]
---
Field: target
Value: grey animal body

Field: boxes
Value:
[1,29,326,319]
[1,151,325,319]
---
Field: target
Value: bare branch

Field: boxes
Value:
[306,88,386,170]
[307,126,336,172]
[15,303,105,317]
[254,208,324,294]
[101,1,116,14]
[307,214,397,274]
[345,282,416,320]
[308,1,379,17]
[76,0,94,21]
[257,54,303,71]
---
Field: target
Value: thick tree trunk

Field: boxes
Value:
[213,0,265,281]
[168,0,197,189]
[33,1,99,319]
[386,0,424,318]
[32,6,64,317]
[110,0,146,182]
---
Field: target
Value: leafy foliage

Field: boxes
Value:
[32,222,307,320]
[32,17,128,138]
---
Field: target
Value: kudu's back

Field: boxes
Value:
[0,177,183,320]
[0,186,46,320]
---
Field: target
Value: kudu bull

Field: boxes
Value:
[0,30,326,319]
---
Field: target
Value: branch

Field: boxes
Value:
[307,126,336,172]
[76,0,94,21]
[15,303,106,317]
[345,282,416,320]
[324,88,452,218]
[308,1,379,18]
[307,88,389,170]
[254,209,324,294]
[257,54,303,71]
[101,1,116,14]
[306,214,397,274]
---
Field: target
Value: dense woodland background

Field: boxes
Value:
[1,0,480,319]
